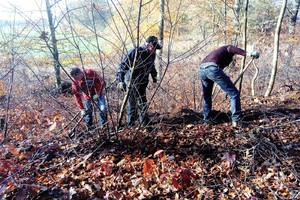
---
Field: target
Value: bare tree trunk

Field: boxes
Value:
[238,0,249,91]
[265,0,287,97]
[224,0,227,43]
[234,0,241,28]
[45,0,61,90]
[158,0,164,80]
[233,0,241,44]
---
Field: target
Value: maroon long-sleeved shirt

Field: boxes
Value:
[72,69,106,110]
[201,45,246,69]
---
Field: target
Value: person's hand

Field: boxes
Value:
[250,51,260,59]
[93,94,99,100]
[117,82,126,92]
[80,109,86,117]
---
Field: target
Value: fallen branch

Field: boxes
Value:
[256,119,300,130]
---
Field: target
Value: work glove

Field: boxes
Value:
[80,109,86,117]
[93,94,99,100]
[250,51,260,59]
[117,82,126,92]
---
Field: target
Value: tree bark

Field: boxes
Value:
[265,0,287,97]
[238,0,249,91]
[233,0,241,44]
[224,0,227,43]
[45,0,61,90]
[158,0,164,80]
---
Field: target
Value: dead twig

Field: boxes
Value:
[256,119,300,130]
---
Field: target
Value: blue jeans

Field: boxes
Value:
[200,63,241,122]
[127,85,149,126]
[84,95,108,127]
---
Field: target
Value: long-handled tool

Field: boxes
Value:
[233,57,254,85]
[222,58,254,102]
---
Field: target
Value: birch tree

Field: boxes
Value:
[265,0,287,97]
[157,0,164,80]
[238,0,249,91]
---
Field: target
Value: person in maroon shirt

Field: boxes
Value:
[200,45,259,127]
[70,67,107,129]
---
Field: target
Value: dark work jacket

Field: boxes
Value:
[201,45,246,69]
[117,44,157,89]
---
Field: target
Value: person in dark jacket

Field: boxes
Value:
[199,45,259,127]
[117,36,162,127]
[70,67,107,129]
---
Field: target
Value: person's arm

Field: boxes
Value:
[72,82,84,110]
[150,62,158,83]
[227,45,260,58]
[117,48,136,82]
[227,45,246,56]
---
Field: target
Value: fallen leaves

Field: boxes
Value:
[221,152,236,166]
[142,158,155,177]
[1,92,300,199]
[5,143,19,155]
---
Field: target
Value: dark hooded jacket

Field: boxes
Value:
[117,44,157,89]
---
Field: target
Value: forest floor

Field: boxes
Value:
[1,90,300,199]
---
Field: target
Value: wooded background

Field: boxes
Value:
[1,0,299,118]
[0,0,300,199]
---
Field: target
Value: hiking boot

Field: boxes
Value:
[232,120,249,128]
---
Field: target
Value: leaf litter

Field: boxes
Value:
[0,91,300,199]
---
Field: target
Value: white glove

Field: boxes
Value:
[117,82,126,92]
[93,94,99,100]
[80,110,86,117]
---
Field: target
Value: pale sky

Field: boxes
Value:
[0,0,74,21]
[0,0,42,20]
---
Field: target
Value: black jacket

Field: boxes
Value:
[117,44,157,89]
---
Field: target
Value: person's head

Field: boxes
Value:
[70,67,84,81]
[145,36,162,54]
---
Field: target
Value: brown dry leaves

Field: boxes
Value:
[1,92,300,199]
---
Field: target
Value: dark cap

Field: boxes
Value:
[146,36,162,49]
[70,67,82,76]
